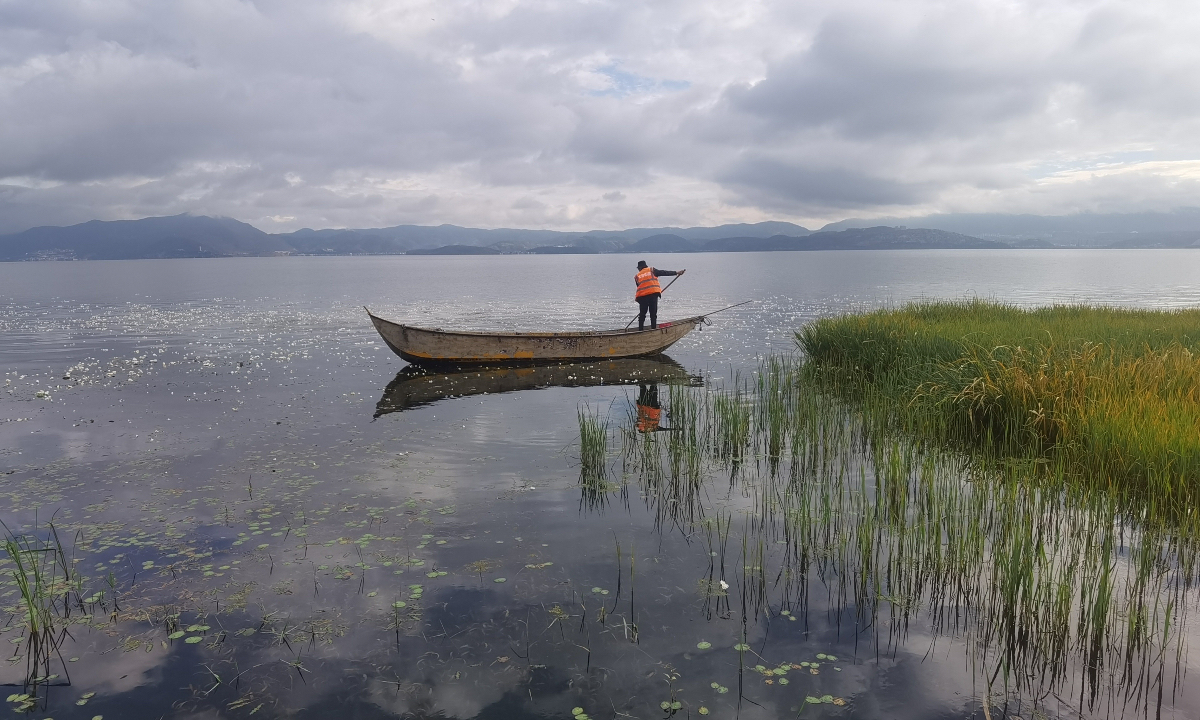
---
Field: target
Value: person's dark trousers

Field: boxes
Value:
[637,293,660,330]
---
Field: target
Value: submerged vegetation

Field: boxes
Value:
[578,306,1200,717]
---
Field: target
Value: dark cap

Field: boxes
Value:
[637,260,648,269]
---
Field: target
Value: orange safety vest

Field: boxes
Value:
[637,404,662,432]
[635,267,662,299]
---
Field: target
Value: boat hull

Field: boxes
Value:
[366,309,702,365]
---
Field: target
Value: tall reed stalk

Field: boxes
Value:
[3,522,90,700]
[577,407,611,508]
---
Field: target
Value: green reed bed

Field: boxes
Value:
[798,300,1200,515]
[582,350,1200,717]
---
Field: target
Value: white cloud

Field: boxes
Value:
[1,0,1199,233]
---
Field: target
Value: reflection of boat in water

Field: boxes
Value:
[374,356,700,418]
[365,308,703,365]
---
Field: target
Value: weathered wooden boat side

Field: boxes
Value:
[374,356,700,417]
[366,308,702,365]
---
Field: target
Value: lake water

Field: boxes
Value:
[3,250,1200,720]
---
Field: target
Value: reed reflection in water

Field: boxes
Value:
[580,356,1197,719]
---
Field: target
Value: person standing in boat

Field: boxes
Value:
[635,260,685,331]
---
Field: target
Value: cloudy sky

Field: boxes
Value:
[2,0,1199,234]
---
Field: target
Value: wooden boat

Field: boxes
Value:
[374,355,700,417]
[365,307,704,365]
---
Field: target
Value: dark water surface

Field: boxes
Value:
[3,251,1200,720]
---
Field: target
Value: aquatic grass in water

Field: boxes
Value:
[711,382,752,467]
[2,522,106,710]
[592,350,1200,718]
[577,406,612,507]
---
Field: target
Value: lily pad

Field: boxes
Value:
[696,641,711,650]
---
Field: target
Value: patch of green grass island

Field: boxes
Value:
[798,300,1200,513]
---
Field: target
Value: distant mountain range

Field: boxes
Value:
[0,215,290,261]
[522,227,1005,254]
[270,219,815,256]
[824,209,1200,247]
[0,215,815,261]
[1,211,1198,261]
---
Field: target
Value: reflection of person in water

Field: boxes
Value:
[636,383,664,433]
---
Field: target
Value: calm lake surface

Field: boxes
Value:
[3,250,1200,720]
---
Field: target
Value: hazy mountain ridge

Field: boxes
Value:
[0,215,290,260]
[3,211,1199,261]
[823,209,1200,247]
[704,227,1007,252]
[0,216,812,260]
[279,220,811,255]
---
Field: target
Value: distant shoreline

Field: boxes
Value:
[8,244,1200,263]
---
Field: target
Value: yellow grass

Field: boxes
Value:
[798,300,1200,509]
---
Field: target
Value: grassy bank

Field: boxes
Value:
[798,300,1200,510]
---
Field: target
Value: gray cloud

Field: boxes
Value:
[719,156,929,213]
[1,0,1199,234]
[725,13,1047,141]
